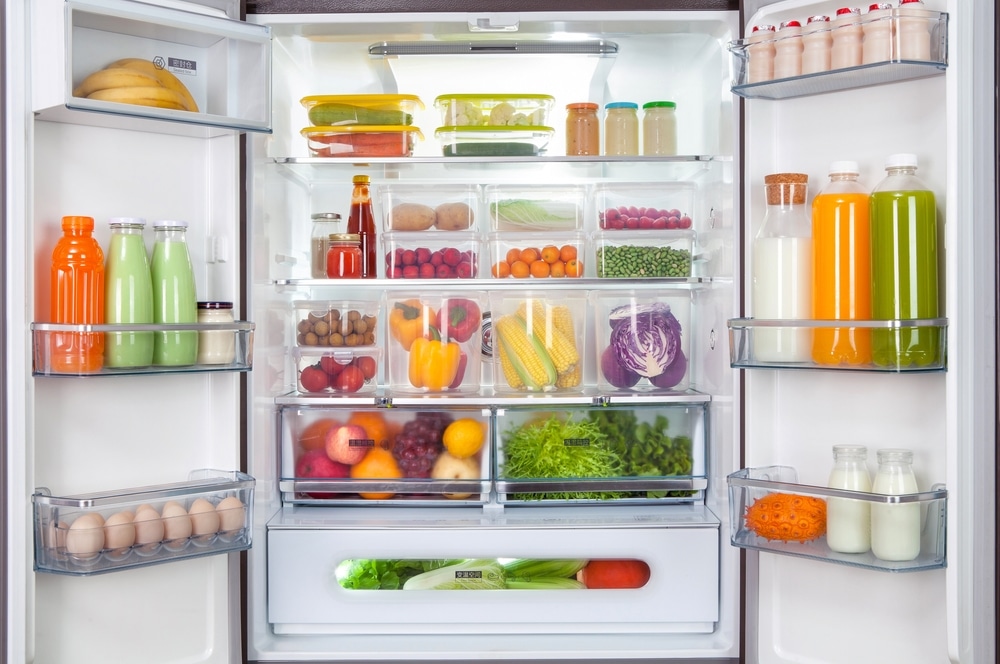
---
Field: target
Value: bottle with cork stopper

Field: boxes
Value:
[751,172,812,363]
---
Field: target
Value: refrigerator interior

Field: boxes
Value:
[738,0,995,663]
[247,9,741,662]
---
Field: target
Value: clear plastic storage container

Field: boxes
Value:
[377,183,481,233]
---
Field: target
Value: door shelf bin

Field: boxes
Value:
[727,318,947,372]
[31,321,255,376]
[32,469,255,577]
[495,403,707,505]
[728,10,948,100]
[279,405,492,505]
[33,0,272,135]
[728,466,946,573]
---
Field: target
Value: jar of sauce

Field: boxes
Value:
[326,233,363,279]
[565,102,600,156]
[642,101,677,156]
[604,102,639,156]
[197,301,236,365]
[310,212,342,279]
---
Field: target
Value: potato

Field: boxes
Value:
[434,202,475,231]
[389,203,436,231]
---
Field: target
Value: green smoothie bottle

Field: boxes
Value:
[151,220,198,365]
[104,217,154,367]
[869,154,940,368]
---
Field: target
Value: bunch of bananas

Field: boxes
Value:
[72,58,199,112]
[495,300,581,391]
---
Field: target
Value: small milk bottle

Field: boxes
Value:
[871,448,921,561]
[751,173,812,363]
[830,7,863,70]
[773,20,803,79]
[746,24,776,83]
[151,220,199,366]
[801,15,833,74]
[826,444,872,553]
[897,0,932,61]
[862,2,895,64]
[104,217,154,368]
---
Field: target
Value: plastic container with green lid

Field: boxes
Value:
[434,126,554,157]
[434,94,555,127]
[299,94,424,126]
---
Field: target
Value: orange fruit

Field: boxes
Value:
[442,418,487,459]
[347,411,392,450]
[744,493,827,542]
[529,260,551,278]
[350,447,402,500]
[549,260,566,278]
[518,247,540,264]
[505,248,522,265]
[491,261,511,278]
[559,244,578,263]
[565,259,583,278]
[540,245,561,264]
[510,260,530,279]
[298,418,339,452]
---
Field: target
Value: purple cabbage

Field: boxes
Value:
[608,302,683,378]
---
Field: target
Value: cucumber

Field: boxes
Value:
[442,142,538,157]
[308,103,413,126]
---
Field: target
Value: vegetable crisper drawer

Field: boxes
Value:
[495,403,707,504]
[267,507,720,635]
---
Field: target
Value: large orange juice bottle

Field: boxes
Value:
[811,161,872,365]
[50,215,105,373]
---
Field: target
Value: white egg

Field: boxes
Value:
[103,511,136,551]
[160,501,193,543]
[132,508,164,546]
[188,498,220,536]
[65,513,105,558]
[215,496,246,534]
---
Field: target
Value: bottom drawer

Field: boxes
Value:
[266,506,719,634]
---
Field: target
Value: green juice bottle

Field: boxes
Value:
[869,154,940,368]
[151,220,198,366]
[104,217,154,367]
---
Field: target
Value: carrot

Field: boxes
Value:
[577,559,650,589]
[311,131,413,157]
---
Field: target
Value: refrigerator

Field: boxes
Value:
[2,0,995,663]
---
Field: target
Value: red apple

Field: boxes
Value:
[295,449,350,499]
[325,423,373,465]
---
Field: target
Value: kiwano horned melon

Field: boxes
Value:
[744,492,827,542]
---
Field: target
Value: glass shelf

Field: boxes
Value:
[727,318,947,372]
[33,469,255,576]
[31,321,255,376]
[728,10,948,100]
[728,466,946,573]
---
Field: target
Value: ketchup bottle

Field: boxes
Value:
[347,174,377,279]
[50,215,105,373]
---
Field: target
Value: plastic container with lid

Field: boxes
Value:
[310,212,342,279]
[801,15,833,74]
[773,20,804,79]
[746,24,776,83]
[326,233,363,279]
[862,3,895,64]
[641,101,677,156]
[434,93,554,127]
[301,126,423,158]
[830,7,863,70]
[197,301,236,365]
[299,94,424,126]
[565,102,600,156]
[604,102,639,156]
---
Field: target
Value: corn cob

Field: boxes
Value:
[552,303,581,387]
[556,362,582,388]
[495,332,524,389]
[494,315,557,389]
[515,300,579,374]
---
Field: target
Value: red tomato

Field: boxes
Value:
[299,365,329,393]
[577,559,651,589]
[353,355,377,381]
[320,355,346,378]
[333,365,365,393]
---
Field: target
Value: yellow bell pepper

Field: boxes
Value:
[408,332,461,390]
[389,299,436,351]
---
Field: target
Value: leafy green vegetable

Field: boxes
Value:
[490,200,580,229]
[336,559,461,590]
[501,415,624,500]
[402,559,507,590]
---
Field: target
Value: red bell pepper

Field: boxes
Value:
[436,298,482,343]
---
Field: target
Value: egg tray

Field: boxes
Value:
[32,469,255,576]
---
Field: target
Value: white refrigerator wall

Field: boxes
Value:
[742,1,995,663]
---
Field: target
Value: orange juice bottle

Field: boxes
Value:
[50,215,105,373]
[811,161,872,365]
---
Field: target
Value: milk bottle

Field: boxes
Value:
[871,448,921,561]
[826,444,872,553]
